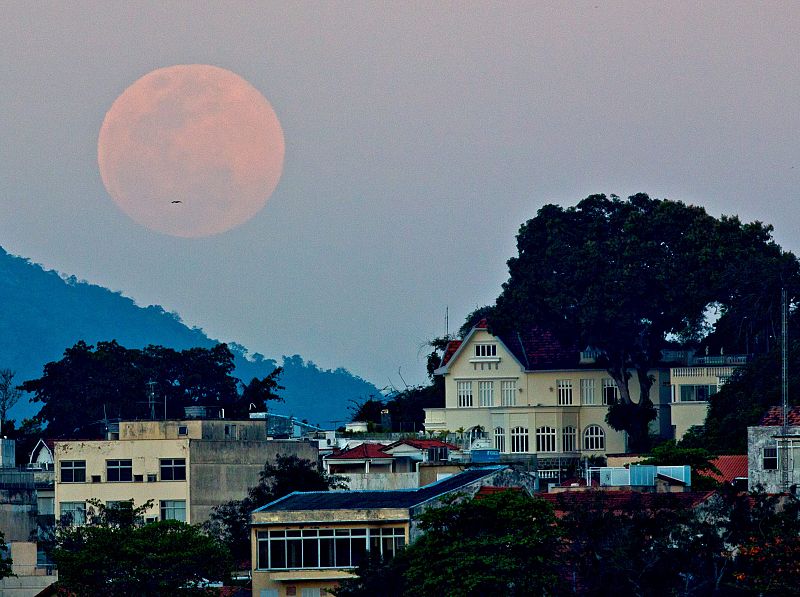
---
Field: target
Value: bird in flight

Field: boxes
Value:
[171,200,183,204]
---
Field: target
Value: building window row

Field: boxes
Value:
[59,458,186,483]
[474,343,497,358]
[494,425,606,453]
[455,378,621,408]
[58,499,186,526]
[675,384,718,403]
[256,527,406,571]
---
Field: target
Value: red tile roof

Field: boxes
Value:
[387,438,460,451]
[705,455,748,483]
[326,443,392,460]
[440,340,462,367]
[475,486,523,499]
[759,406,800,426]
[474,318,488,329]
[538,490,715,517]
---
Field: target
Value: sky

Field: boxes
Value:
[2,2,800,388]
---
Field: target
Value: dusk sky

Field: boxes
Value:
[2,3,799,388]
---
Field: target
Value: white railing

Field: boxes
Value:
[671,366,735,379]
[537,469,561,479]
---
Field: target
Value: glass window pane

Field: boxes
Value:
[334,538,350,567]
[319,538,335,567]
[302,539,319,567]
[270,539,286,568]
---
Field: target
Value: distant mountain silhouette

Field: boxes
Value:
[0,246,379,427]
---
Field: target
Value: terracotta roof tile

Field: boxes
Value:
[387,439,460,451]
[326,443,392,460]
[705,455,748,483]
[759,406,800,426]
[537,490,715,517]
[440,340,462,367]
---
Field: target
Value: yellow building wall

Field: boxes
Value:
[54,438,190,522]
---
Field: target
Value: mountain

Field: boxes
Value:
[0,246,379,427]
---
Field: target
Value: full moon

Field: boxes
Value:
[98,64,284,237]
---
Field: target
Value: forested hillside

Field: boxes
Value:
[0,246,379,426]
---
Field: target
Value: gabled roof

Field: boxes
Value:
[385,439,460,452]
[705,455,748,483]
[254,466,507,512]
[436,320,583,374]
[29,438,55,463]
[326,443,392,460]
[759,406,800,426]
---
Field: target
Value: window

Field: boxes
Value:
[562,426,577,452]
[427,447,449,462]
[474,344,497,358]
[536,426,557,452]
[225,424,237,439]
[583,425,606,451]
[501,380,517,406]
[494,427,505,452]
[106,459,133,482]
[60,460,86,483]
[457,381,473,407]
[91,475,101,483]
[679,385,718,402]
[302,589,321,597]
[602,379,618,405]
[59,501,86,526]
[510,427,529,453]
[478,381,494,407]
[580,379,596,405]
[178,425,188,436]
[256,527,404,570]
[557,380,573,405]
[160,458,186,481]
[147,473,157,482]
[160,500,186,522]
[763,446,778,470]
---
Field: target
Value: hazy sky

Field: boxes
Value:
[2,3,799,388]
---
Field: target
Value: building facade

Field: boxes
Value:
[424,322,672,462]
[54,419,317,525]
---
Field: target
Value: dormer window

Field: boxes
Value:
[474,344,497,358]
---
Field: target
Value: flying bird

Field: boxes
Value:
[170,200,183,204]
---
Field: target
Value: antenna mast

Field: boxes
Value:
[781,288,789,493]
[146,379,157,421]
[445,306,449,339]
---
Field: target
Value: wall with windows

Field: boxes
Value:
[54,438,190,524]
[747,425,800,493]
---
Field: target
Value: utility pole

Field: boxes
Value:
[781,288,790,493]
[146,380,157,421]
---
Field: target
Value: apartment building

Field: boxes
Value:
[54,418,317,525]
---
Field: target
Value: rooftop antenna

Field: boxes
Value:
[781,288,790,493]
[146,379,157,421]
[445,306,449,339]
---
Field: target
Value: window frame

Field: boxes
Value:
[474,344,497,358]
[762,445,778,470]
[580,379,596,405]
[160,499,187,522]
[501,380,517,406]
[60,460,86,483]
[159,458,187,481]
[478,381,494,407]
[494,427,506,452]
[59,501,86,526]
[536,426,557,452]
[557,380,573,406]
[510,426,529,453]
[562,425,577,452]
[602,379,618,405]
[106,459,133,482]
[583,425,606,451]
[456,381,473,408]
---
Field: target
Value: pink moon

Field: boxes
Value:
[97,64,285,238]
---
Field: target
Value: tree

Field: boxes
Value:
[492,194,798,451]
[336,490,561,597]
[0,369,21,436]
[0,530,12,580]
[204,455,347,565]
[54,500,231,596]
[640,440,721,489]
[21,341,283,438]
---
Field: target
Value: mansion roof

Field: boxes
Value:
[759,406,800,426]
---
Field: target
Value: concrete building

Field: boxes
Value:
[250,465,535,597]
[668,352,750,440]
[54,419,318,525]
[747,406,800,493]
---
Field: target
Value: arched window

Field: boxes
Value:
[494,427,506,452]
[510,427,529,453]
[562,426,577,452]
[583,425,606,451]
[536,426,557,452]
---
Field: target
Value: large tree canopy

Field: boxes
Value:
[491,194,798,451]
[21,341,283,438]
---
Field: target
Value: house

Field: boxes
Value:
[424,320,674,470]
[667,351,750,440]
[747,406,800,493]
[250,465,536,597]
[54,419,318,525]
[382,438,462,470]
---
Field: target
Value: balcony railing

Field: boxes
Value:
[671,366,736,379]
